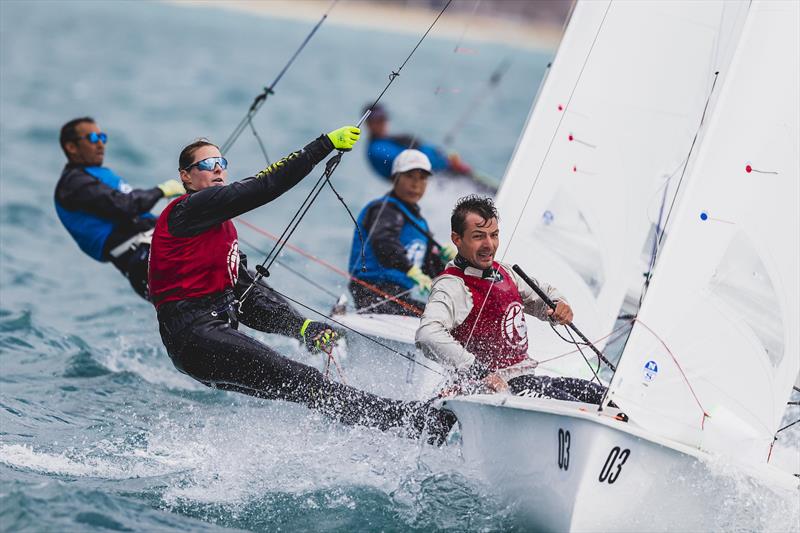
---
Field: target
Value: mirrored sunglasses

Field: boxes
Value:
[184,156,228,172]
[84,132,108,144]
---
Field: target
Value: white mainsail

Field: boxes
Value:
[494,0,750,370]
[607,0,800,466]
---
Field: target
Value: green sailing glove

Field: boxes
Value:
[300,319,339,353]
[157,179,185,198]
[327,125,361,151]
[406,265,433,296]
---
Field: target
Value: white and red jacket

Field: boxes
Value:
[416,260,564,372]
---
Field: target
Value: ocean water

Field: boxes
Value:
[1,1,798,532]
[0,1,544,531]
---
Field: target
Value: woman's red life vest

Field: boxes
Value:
[148,195,240,308]
[445,262,529,371]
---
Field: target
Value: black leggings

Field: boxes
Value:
[508,375,606,404]
[158,302,455,442]
[111,244,150,301]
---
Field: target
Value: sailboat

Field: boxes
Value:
[333,0,753,397]
[441,0,799,530]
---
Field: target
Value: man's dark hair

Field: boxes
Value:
[451,195,499,235]
[59,116,94,156]
[178,138,218,170]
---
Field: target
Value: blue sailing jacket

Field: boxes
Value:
[349,195,430,289]
[366,137,450,179]
[54,166,154,261]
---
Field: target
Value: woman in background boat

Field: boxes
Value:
[348,149,455,315]
[416,195,607,401]
[148,126,454,442]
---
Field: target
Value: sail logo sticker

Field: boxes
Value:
[642,360,658,383]
[502,301,528,349]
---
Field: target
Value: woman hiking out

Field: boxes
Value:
[148,126,454,443]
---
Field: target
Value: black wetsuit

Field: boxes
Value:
[349,191,445,316]
[155,136,455,443]
[55,164,163,299]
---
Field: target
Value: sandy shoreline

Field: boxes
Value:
[166,0,563,51]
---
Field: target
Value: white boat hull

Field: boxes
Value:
[442,395,799,532]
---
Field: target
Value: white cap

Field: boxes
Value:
[391,149,432,176]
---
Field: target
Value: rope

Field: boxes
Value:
[641,71,720,297]
[237,217,422,315]
[238,0,453,308]
[221,0,339,154]
[238,236,338,299]
[255,280,445,377]
[630,318,710,427]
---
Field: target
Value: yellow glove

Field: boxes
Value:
[300,319,339,353]
[327,125,361,151]
[406,265,432,296]
[439,244,457,262]
[158,179,185,198]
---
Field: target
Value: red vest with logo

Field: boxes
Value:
[148,195,240,308]
[445,262,528,371]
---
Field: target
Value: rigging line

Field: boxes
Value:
[354,287,416,314]
[538,319,634,364]
[632,317,709,424]
[775,419,800,434]
[247,116,271,165]
[257,280,445,376]
[237,217,423,315]
[239,0,454,308]
[549,323,591,346]
[221,0,339,154]
[454,0,482,52]
[442,58,511,146]
[647,71,720,279]
[564,326,602,384]
[606,73,721,399]
[238,236,339,299]
[636,157,690,310]
[459,1,613,358]
[362,0,454,120]
[322,171,365,272]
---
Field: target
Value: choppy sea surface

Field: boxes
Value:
[1,1,798,532]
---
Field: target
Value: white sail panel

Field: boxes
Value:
[608,0,800,466]
[494,1,749,368]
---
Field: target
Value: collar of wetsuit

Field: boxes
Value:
[453,255,502,281]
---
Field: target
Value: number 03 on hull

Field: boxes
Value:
[442,395,798,532]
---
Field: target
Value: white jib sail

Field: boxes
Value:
[494,0,749,375]
[607,0,800,466]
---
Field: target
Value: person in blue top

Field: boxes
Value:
[54,117,185,300]
[349,149,456,316]
[363,104,472,181]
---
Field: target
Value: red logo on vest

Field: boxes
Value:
[227,240,240,286]
[502,301,527,348]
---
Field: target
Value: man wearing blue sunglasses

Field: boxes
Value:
[54,117,185,300]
